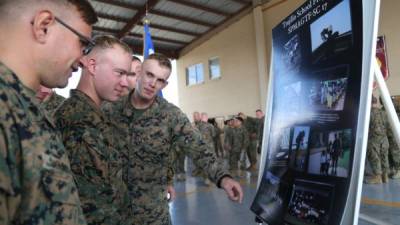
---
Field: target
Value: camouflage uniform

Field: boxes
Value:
[257,116,265,154]
[387,100,400,172]
[213,125,224,157]
[0,63,87,225]
[223,124,234,158]
[197,121,216,152]
[225,126,249,170]
[55,90,131,225]
[40,92,66,118]
[367,107,390,176]
[243,117,260,167]
[102,93,230,225]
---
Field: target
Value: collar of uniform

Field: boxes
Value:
[122,90,163,118]
[69,89,106,121]
[0,61,55,126]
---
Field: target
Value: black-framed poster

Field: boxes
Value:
[251,0,381,224]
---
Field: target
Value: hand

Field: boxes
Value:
[220,177,243,203]
[166,185,176,202]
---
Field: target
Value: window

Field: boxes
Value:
[209,57,221,79]
[186,63,204,86]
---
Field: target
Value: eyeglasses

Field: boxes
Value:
[54,17,95,55]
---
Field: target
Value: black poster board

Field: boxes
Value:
[251,0,380,224]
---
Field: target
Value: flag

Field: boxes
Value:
[143,21,163,97]
[143,22,155,59]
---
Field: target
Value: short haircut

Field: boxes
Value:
[256,109,263,113]
[91,35,132,55]
[132,55,141,62]
[146,53,172,70]
[0,0,97,25]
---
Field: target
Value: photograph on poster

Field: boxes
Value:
[284,180,334,225]
[308,129,352,177]
[282,34,302,73]
[276,81,303,117]
[308,77,348,111]
[269,128,292,167]
[251,171,290,225]
[307,131,330,176]
[289,126,311,171]
[310,0,352,64]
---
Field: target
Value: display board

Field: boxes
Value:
[251,0,380,224]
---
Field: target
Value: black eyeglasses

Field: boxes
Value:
[54,17,95,55]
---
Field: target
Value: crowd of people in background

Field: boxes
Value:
[173,109,266,184]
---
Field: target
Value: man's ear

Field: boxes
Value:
[31,10,55,43]
[86,58,96,76]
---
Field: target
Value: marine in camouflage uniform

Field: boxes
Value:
[241,115,260,170]
[225,118,250,172]
[56,90,131,225]
[366,106,390,184]
[0,63,87,225]
[102,93,231,225]
[387,98,400,178]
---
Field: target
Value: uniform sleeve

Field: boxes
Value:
[172,110,229,184]
[0,110,21,224]
[0,125,11,224]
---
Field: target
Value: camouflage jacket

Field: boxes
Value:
[369,107,388,140]
[0,62,87,225]
[243,116,261,140]
[40,92,66,118]
[196,121,216,149]
[226,126,250,152]
[102,92,230,224]
[55,90,131,225]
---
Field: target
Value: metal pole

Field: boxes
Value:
[374,61,400,147]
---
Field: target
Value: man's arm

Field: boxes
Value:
[172,110,243,203]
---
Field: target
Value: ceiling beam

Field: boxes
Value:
[91,0,140,10]
[142,23,200,37]
[149,9,215,27]
[93,26,188,46]
[128,44,179,59]
[167,0,231,17]
[179,3,252,57]
[229,0,251,4]
[97,12,130,23]
[117,0,160,38]
[96,13,200,37]
[128,33,188,46]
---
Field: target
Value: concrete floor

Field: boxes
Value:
[169,166,400,225]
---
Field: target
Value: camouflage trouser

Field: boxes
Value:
[387,130,400,170]
[229,150,241,170]
[175,151,185,174]
[246,139,258,165]
[367,137,389,175]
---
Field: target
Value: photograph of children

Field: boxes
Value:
[251,171,290,225]
[282,34,301,73]
[308,77,348,111]
[284,180,334,225]
[325,129,352,177]
[289,126,311,172]
[307,132,330,176]
[310,0,352,64]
